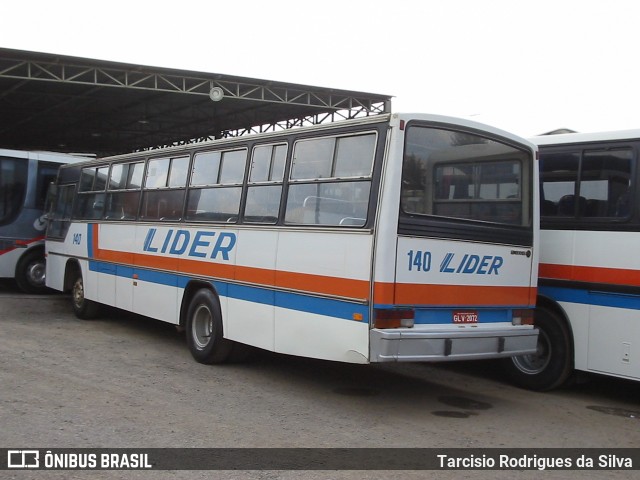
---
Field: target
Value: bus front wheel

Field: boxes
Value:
[186,289,233,364]
[71,271,100,320]
[502,306,573,391]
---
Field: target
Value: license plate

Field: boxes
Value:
[453,311,478,324]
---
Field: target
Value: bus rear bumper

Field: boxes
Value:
[369,326,538,362]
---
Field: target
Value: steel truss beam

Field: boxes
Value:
[0,57,389,116]
[0,49,392,154]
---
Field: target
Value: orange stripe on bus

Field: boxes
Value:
[376,282,535,307]
[395,284,534,306]
[90,227,533,306]
[540,263,640,287]
[91,224,100,257]
[92,247,369,300]
[275,270,369,299]
[373,282,396,305]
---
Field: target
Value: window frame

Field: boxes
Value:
[398,121,534,246]
[283,131,377,228]
[57,120,387,230]
[46,183,77,239]
[140,154,191,222]
[243,142,288,224]
[103,160,145,221]
[185,147,249,224]
[539,143,636,230]
[400,124,531,227]
[73,164,109,220]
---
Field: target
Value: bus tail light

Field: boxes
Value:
[374,309,414,329]
[512,309,534,326]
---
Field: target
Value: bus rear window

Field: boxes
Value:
[401,126,530,226]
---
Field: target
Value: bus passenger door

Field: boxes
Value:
[131,225,180,323]
[226,230,276,351]
[92,224,122,307]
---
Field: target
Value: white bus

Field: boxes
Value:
[0,149,87,293]
[45,113,539,366]
[504,129,640,390]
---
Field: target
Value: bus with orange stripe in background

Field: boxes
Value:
[1,148,87,293]
[45,113,539,368]
[503,129,640,390]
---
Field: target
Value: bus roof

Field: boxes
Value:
[531,129,640,146]
[56,113,537,167]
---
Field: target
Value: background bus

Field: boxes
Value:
[45,113,539,367]
[504,129,640,390]
[0,149,87,293]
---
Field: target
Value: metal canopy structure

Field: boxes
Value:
[0,48,392,157]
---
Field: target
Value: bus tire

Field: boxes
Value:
[15,249,48,294]
[71,271,101,320]
[186,289,233,364]
[501,306,573,391]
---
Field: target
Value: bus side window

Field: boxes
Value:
[580,149,632,219]
[243,143,286,224]
[615,189,631,217]
[557,195,586,216]
[140,156,189,221]
[74,192,105,220]
[186,149,247,223]
[284,133,375,227]
[540,199,557,216]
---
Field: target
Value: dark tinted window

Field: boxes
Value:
[401,126,530,226]
[540,148,632,219]
[0,156,28,225]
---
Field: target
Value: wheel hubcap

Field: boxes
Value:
[192,305,213,349]
[26,261,46,287]
[512,329,551,374]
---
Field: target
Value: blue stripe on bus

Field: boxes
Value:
[87,259,517,324]
[540,285,640,311]
[88,260,368,322]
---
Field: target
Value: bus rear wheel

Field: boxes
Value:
[71,271,100,320]
[502,305,573,391]
[15,249,48,294]
[186,289,233,364]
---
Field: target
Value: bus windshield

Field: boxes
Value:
[0,156,28,226]
[401,126,531,227]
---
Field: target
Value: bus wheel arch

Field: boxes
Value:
[183,283,233,364]
[66,260,100,320]
[179,281,214,328]
[502,296,574,391]
[15,247,47,294]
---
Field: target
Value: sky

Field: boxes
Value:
[2,0,639,137]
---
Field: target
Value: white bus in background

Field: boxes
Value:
[504,129,640,390]
[0,149,87,293]
[45,113,539,367]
